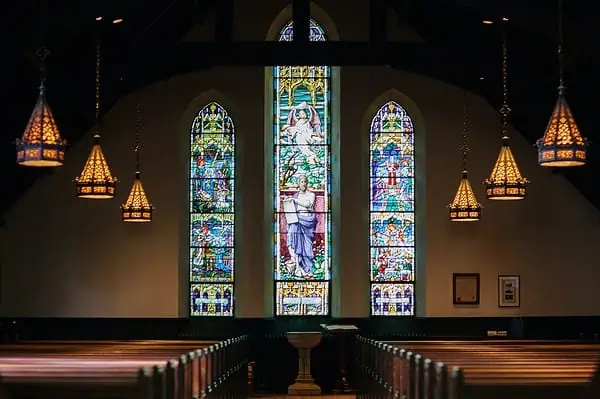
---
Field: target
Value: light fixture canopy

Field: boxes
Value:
[484,136,529,200]
[121,172,153,222]
[484,22,529,201]
[449,170,482,221]
[537,93,587,167]
[16,47,67,167]
[16,84,67,167]
[121,103,154,222]
[74,134,117,199]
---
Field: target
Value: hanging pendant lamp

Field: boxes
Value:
[536,0,588,167]
[484,23,529,200]
[16,47,67,167]
[121,104,154,222]
[74,40,117,199]
[449,92,481,221]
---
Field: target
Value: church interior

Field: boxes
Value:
[1,0,600,397]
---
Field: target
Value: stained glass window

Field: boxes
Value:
[274,19,331,316]
[189,102,235,317]
[369,101,415,316]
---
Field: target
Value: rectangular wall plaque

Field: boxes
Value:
[453,273,480,305]
[498,275,520,307]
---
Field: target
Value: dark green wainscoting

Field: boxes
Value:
[2,315,600,341]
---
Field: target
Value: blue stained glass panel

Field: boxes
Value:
[191,283,234,317]
[369,101,415,316]
[371,283,414,316]
[189,102,235,316]
[274,19,331,316]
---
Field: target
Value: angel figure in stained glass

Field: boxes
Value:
[283,102,323,165]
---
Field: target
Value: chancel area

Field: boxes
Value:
[1,0,600,397]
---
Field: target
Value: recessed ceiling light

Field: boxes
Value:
[480,77,485,80]
[112,18,124,24]
[482,20,493,25]
[95,16,103,21]
[502,17,509,22]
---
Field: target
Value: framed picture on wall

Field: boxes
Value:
[498,275,520,307]
[453,273,480,305]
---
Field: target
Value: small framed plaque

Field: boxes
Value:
[453,273,480,305]
[498,275,520,307]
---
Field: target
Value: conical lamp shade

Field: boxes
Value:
[484,138,529,200]
[16,86,67,167]
[537,94,587,167]
[449,171,481,221]
[74,134,117,199]
[121,172,154,222]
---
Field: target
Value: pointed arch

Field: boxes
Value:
[188,101,235,317]
[269,16,336,316]
[369,100,417,316]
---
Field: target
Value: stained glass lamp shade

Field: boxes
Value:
[121,171,153,222]
[449,171,481,221]
[16,86,67,167]
[537,94,587,167]
[74,134,117,199]
[484,137,529,200]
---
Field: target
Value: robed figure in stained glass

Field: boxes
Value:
[283,175,318,277]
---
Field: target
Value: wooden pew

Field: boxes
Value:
[0,336,249,399]
[355,337,600,399]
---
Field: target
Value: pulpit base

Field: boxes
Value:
[288,381,322,395]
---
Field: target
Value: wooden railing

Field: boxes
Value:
[356,336,462,398]
[0,336,249,399]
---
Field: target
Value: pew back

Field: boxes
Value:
[356,337,600,399]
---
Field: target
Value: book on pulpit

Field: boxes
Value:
[320,324,359,332]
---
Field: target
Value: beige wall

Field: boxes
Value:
[1,0,598,318]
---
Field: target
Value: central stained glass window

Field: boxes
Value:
[273,19,331,316]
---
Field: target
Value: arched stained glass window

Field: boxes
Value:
[369,101,415,316]
[189,102,235,317]
[273,19,331,316]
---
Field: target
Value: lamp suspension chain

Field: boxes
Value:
[95,40,101,122]
[36,0,49,88]
[135,103,142,173]
[461,91,469,171]
[500,24,510,139]
[557,0,565,93]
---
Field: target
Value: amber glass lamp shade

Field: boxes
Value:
[449,171,482,221]
[74,134,117,199]
[121,172,153,222]
[537,94,587,167]
[16,87,67,167]
[484,138,529,200]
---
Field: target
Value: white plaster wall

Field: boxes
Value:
[0,0,598,317]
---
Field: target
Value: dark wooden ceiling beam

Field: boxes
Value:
[138,41,435,68]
